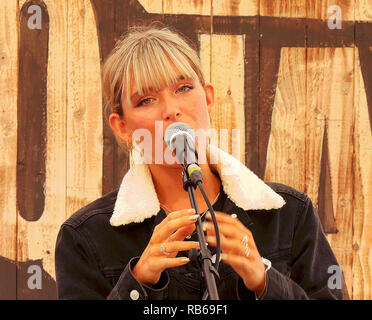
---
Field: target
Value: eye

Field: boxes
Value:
[177,84,194,93]
[136,97,154,107]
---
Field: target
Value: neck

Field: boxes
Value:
[148,162,221,215]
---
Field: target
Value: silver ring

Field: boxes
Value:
[244,243,250,257]
[159,243,170,256]
[241,235,250,257]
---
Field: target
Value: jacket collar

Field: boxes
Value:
[110,144,286,226]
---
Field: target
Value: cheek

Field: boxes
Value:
[127,116,164,151]
[190,99,210,125]
[127,116,155,134]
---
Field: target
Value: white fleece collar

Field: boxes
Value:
[110,144,286,226]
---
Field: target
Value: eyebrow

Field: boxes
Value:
[130,75,187,102]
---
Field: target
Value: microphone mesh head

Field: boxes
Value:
[164,122,195,150]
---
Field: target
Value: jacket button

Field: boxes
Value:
[130,289,140,300]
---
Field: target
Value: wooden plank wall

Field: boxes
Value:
[353,0,372,300]
[0,0,371,299]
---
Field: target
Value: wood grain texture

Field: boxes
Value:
[201,34,245,163]
[263,46,307,191]
[353,0,372,300]
[355,21,372,135]
[90,0,117,195]
[212,0,258,16]
[305,25,342,239]
[322,47,355,300]
[262,1,307,192]
[163,0,210,15]
[307,0,356,300]
[211,1,259,168]
[353,48,372,300]
[66,0,102,217]
[137,0,164,13]
[0,0,18,299]
[305,1,353,237]
[18,0,49,222]
[243,20,260,174]
[261,0,356,19]
[317,122,337,233]
[16,0,68,299]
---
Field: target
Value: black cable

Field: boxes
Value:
[197,181,221,300]
[197,181,221,270]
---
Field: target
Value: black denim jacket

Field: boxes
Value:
[55,181,343,300]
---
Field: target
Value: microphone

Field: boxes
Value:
[164,122,202,184]
[164,122,196,165]
[165,122,221,299]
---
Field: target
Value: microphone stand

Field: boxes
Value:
[181,137,221,300]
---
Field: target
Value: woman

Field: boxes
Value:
[55,25,344,300]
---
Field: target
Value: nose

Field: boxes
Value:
[161,93,182,122]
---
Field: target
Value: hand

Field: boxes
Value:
[203,211,266,295]
[132,208,200,286]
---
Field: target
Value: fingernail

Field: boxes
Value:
[221,253,228,260]
[231,214,237,219]
[181,258,190,262]
[189,214,199,220]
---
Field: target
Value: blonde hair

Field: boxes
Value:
[102,24,206,150]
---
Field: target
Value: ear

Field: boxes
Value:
[109,113,132,144]
[203,83,214,115]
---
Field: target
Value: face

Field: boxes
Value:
[109,72,215,167]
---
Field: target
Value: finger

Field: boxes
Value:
[155,208,197,235]
[220,253,248,270]
[157,257,190,270]
[170,224,196,241]
[150,257,191,273]
[204,222,254,248]
[154,241,200,255]
[205,234,248,256]
[206,212,253,239]
[204,221,241,238]
[166,208,196,220]
[153,214,199,242]
[206,211,247,233]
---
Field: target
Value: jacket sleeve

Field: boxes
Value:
[261,195,344,300]
[55,224,169,300]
